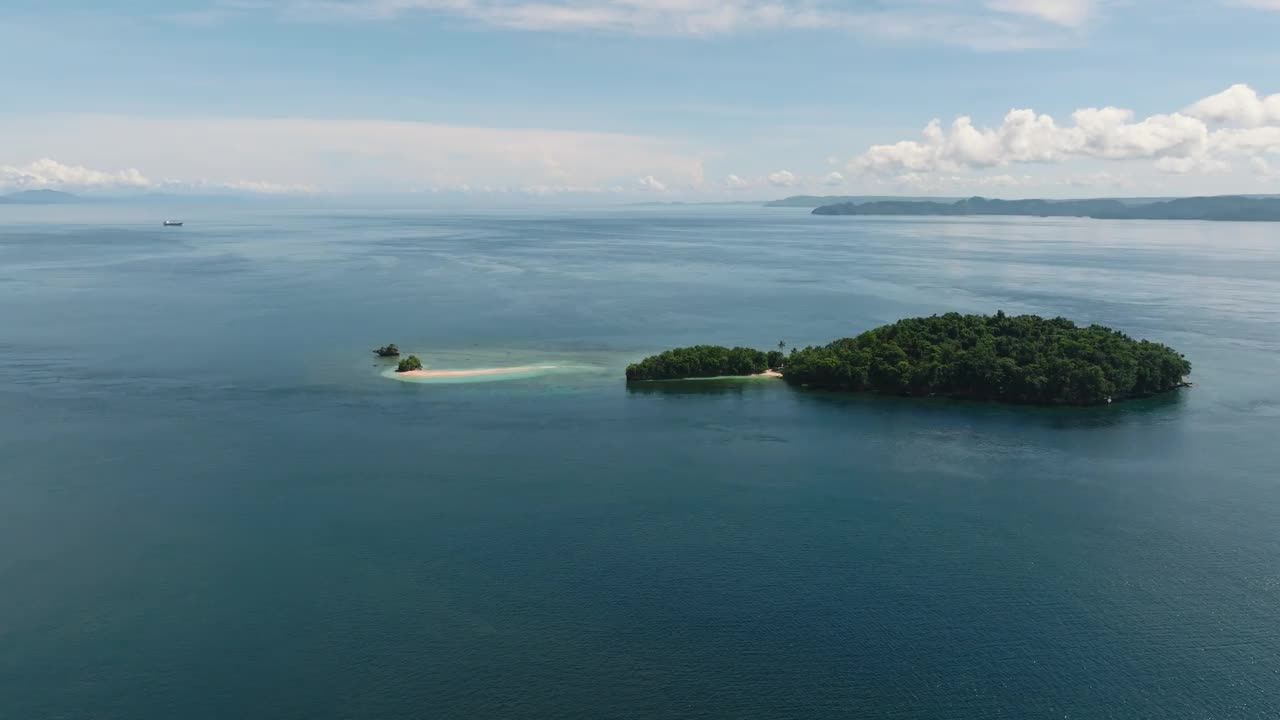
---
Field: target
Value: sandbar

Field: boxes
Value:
[397,365,557,379]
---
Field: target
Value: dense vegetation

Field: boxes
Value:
[812,195,1280,221]
[396,355,423,373]
[626,345,776,381]
[373,343,401,357]
[783,313,1190,405]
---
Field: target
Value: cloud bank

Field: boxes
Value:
[1,159,152,191]
[849,83,1280,186]
[0,158,315,195]
[8,86,1279,200]
[0,115,705,195]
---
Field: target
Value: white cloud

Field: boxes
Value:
[849,84,1280,182]
[822,171,846,186]
[984,0,1094,26]
[1227,0,1280,10]
[637,175,667,192]
[725,173,749,189]
[767,169,798,187]
[0,157,327,195]
[1,158,152,190]
[278,0,1099,49]
[1185,84,1280,128]
[0,114,706,195]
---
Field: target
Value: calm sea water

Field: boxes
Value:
[2,205,1279,719]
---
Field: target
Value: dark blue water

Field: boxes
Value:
[2,206,1278,719]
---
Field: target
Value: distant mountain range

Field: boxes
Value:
[0,190,274,206]
[0,189,84,204]
[765,195,966,208]
[811,195,1280,222]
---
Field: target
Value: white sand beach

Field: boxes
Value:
[396,365,557,379]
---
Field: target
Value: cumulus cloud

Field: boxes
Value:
[281,0,1099,49]
[637,175,667,192]
[725,173,750,189]
[849,84,1280,183]
[1,158,152,190]
[1184,84,1280,128]
[822,171,846,186]
[0,157,323,195]
[767,170,798,187]
[984,0,1094,26]
[1228,0,1280,9]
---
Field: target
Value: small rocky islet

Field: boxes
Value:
[372,343,423,373]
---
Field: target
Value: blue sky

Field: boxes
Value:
[4,1,1280,198]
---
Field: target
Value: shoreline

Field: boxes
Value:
[396,365,557,379]
[631,369,783,382]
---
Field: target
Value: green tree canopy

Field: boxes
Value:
[782,312,1190,405]
[626,346,770,381]
[396,355,423,373]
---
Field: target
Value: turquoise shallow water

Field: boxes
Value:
[1,205,1279,718]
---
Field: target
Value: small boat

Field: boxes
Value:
[162,220,184,227]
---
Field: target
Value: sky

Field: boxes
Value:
[3,0,1280,200]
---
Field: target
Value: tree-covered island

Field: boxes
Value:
[625,345,785,382]
[811,195,1280,221]
[626,313,1191,406]
[373,344,401,357]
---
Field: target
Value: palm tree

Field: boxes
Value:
[777,340,787,353]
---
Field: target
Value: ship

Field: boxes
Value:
[162,220,184,227]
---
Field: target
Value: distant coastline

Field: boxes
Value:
[810,195,1280,221]
[0,189,83,205]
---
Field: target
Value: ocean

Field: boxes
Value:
[2,205,1278,718]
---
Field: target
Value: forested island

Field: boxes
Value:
[812,195,1280,221]
[625,346,786,381]
[626,313,1191,406]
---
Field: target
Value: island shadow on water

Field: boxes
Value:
[625,375,787,396]
[786,383,1189,430]
[625,370,1188,428]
